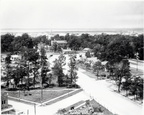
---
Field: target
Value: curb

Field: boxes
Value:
[8,96,39,105]
[39,89,83,106]
[8,89,82,106]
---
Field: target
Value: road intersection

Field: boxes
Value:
[8,54,143,115]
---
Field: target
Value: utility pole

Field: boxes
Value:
[17,64,21,101]
[135,52,139,71]
[34,104,36,115]
[40,45,43,105]
[27,110,29,115]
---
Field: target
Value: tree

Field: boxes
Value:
[128,76,143,100]
[85,51,91,58]
[52,54,66,86]
[92,61,102,78]
[57,45,62,52]
[114,58,131,92]
[53,59,64,86]
[68,55,78,84]
[93,44,101,57]
[32,35,50,46]
[11,65,22,89]
[27,49,40,88]
[1,33,14,52]
[5,54,12,88]
[21,47,30,90]
[105,62,115,79]
[11,33,34,52]
[5,54,12,64]
[68,35,81,50]
[85,62,91,70]
[47,73,53,86]
[53,42,58,52]
[39,46,50,86]
[17,63,27,88]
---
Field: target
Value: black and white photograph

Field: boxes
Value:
[0,0,143,115]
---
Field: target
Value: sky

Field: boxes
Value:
[0,0,143,30]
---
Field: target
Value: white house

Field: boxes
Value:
[11,55,21,64]
[83,48,91,52]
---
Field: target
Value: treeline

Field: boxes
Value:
[1,33,143,61]
[52,33,143,61]
[1,33,51,53]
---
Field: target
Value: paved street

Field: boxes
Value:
[76,68,143,115]
[47,54,143,115]
[9,91,90,115]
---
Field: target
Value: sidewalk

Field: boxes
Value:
[36,91,90,115]
[8,91,90,115]
[129,59,144,63]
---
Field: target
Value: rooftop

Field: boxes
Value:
[52,40,67,44]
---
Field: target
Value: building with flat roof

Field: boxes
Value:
[62,49,76,54]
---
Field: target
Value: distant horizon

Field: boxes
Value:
[0,27,143,37]
[1,27,143,32]
[1,27,143,30]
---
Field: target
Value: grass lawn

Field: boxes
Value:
[44,89,83,106]
[6,89,74,103]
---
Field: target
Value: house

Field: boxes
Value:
[1,54,21,64]
[51,39,67,48]
[62,49,76,54]
[10,55,21,64]
[1,92,8,110]
[83,48,91,52]
[1,54,7,62]
[1,92,15,114]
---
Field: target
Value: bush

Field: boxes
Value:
[6,88,18,91]
[66,84,80,88]
[93,107,103,113]
[85,51,91,58]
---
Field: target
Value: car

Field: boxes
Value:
[66,84,73,88]
[67,84,80,88]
